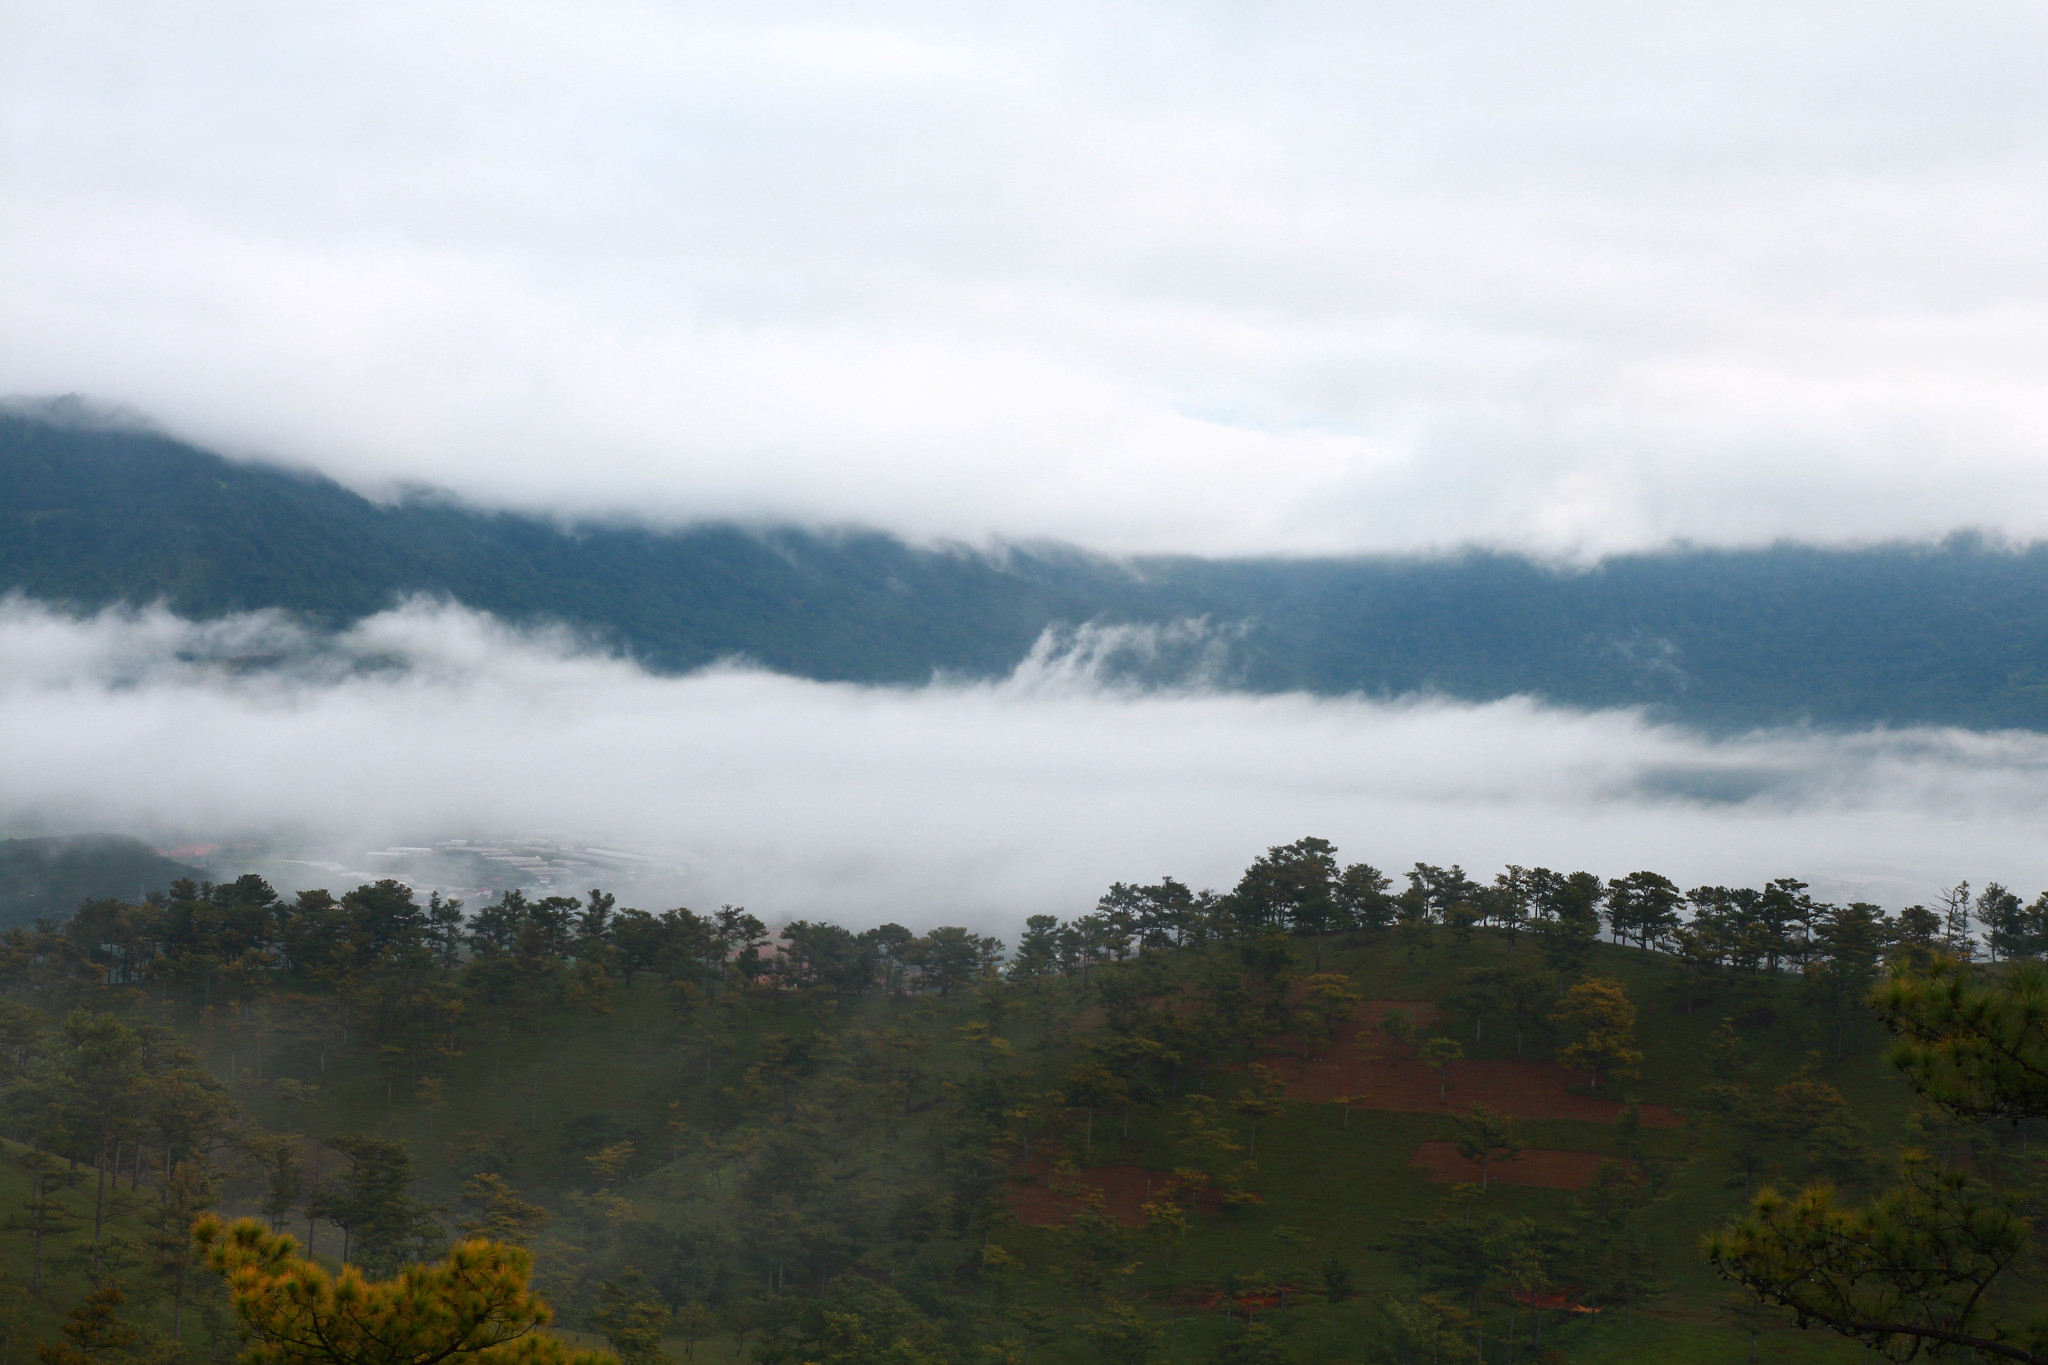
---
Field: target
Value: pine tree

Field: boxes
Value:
[457,1173,551,1246]
[35,1284,138,1365]
[590,1271,669,1365]
[1418,1037,1464,1102]
[1230,1065,1287,1159]
[1706,960,2048,1360]
[195,1215,613,1365]
[5,1151,81,1293]
[1550,978,1643,1092]
[305,1134,438,1275]
[1451,1104,1525,1190]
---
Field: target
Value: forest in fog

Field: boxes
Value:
[2,839,2044,1364]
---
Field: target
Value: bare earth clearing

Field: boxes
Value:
[1007,1162,1194,1227]
[1236,999,1683,1126]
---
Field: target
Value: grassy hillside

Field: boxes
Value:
[4,834,2035,1363]
[3,920,1947,1358]
[13,401,2048,730]
[268,930,1902,1363]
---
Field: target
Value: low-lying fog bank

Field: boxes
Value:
[5,596,2047,929]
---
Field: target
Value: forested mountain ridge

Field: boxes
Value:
[10,400,2048,731]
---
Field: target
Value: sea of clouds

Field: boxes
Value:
[7,596,2048,933]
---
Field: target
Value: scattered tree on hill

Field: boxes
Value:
[1176,1096,1251,1203]
[1337,862,1395,933]
[1008,915,1064,987]
[1141,1192,1191,1275]
[1800,901,1890,1059]
[1442,967,1503,1044]
[1083,1034,1173,1138]
[1706,959,2048,1361]
[1889,903,1944,972]
[35,1283,143,1365]
[1604,870,1683,952]
[1550,978,1642,1092]
[1236,931,1296,1033]
[1319,1256,1353,1304]
[458,1173,551,1246]
[1569,1158,1664,1324]
[1486,967,1552,1058]
[1064,1061,1128,1161]
[1937,881,1974,960]
[750,1282,948,1365]
[1975,882,2048,963]
[1232,1065,1288,1159]
[671,1303,718,1360]
[41,1011,145,1246]
[1418,1037,1463,1102]
[1229,838,1339,944]
[1451,1104,1525,1191]
[1527,868,1604,976]
[246,1134,305,1233]
[195,1215,613,1365]
[1365,1294,1478,1364]
[6,1150,80,1293]
[0,1276,28,1365]
[1061,1190,1139,1296]
[1378,1008,1414,1059]
[1295,973,1362,1059]
[1082,1297,1161,1365]
[591,1270,671,1365]
[1766,1070,1872,1185]
[306,1133,440,1275]
[142,1158,222,1343]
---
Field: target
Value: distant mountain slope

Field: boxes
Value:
[0,835,200,926]
[7,401,2048,731]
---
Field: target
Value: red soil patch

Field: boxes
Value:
[1356,998,1441,1028]
[1234,1001,1683,1127]
[1172,1289,1306,1313]
[1007,1164,1200,1228]
[1409,1141,1617,1190]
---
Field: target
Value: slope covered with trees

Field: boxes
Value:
[2,839,2044,1361]
[12,401,2048,730]
[0,838,201,929]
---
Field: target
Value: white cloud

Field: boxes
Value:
[5,598,2046,930]
[5,1,2048,555]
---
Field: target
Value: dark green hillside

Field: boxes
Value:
[3,843,2040,1360]
[0,835,198,928]
[0,402,1124,683]
[13,400,2048,729]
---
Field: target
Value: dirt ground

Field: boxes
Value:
[1408,1140,1617,1189]
[1235,999,1684,1126]
[1006,1163,1179,1227]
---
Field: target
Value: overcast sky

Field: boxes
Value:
[6,1,2048,556]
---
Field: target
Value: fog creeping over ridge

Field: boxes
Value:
[6,596,2048,930]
